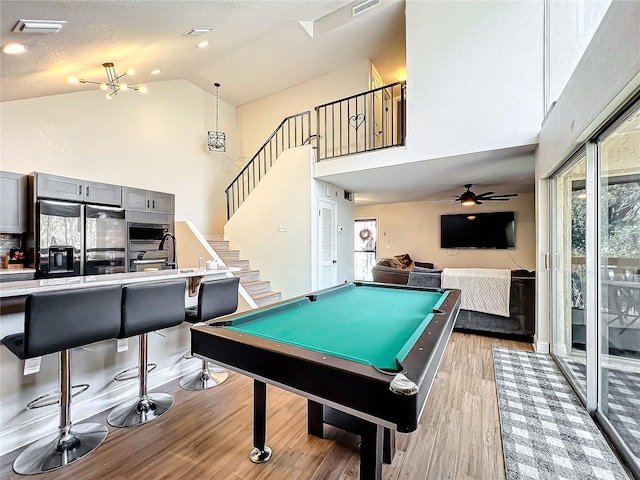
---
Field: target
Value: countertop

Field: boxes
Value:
[0,268,36,275]
[0,267,239,298]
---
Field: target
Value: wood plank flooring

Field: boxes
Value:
[0,332,531,479]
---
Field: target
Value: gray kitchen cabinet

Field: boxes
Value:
[0,172,27,233]
[84,180,122,206]
[34,173,121,206]
[35,172,83,201]
[123,187,174,214]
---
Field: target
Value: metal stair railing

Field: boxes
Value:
[225,111,311,219]
[315,81,406,161]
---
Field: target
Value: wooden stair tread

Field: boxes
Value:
[251,291,281,300]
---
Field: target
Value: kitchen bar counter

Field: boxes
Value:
[0,268,36,276]
[0,265,242,456]
[0,267,239,298]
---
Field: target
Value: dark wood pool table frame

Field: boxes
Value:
[190,282,461,480]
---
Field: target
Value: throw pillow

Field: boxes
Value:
[394,253,414,270]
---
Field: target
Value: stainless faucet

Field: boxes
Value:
[159,232,178,269]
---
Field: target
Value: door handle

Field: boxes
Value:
[86,186,90,196]
[152,200,155,209]
[78,185,82,195]
[147,200,150,209]
[332,260,337,264]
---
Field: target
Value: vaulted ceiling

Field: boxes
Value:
[0,0,406,105]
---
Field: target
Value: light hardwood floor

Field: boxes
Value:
[0,332,532,479]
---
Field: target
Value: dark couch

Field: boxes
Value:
[407,267,536,341]
[371,254,434,285]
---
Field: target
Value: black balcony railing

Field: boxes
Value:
[315,81,405,161]
[225,111,311,219]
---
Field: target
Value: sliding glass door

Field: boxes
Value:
[550,101,640,475]
[597,106,640,466]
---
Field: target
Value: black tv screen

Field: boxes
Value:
[440,212,515,249]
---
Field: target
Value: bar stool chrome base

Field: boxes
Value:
[249,446,272,464]
[107,393,174,428]
[12,422,108,475]
[179,361,228,390]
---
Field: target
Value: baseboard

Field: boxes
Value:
[0,360,201,456]
[453,327,534,344]
[535,341,550,353]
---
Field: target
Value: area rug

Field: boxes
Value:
[492,347,630,480]
[562,357,640,459]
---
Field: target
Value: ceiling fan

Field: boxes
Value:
[454,184,518,206]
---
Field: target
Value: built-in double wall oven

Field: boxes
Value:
[127,222,171,272]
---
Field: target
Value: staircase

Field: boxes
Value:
[206,238,282,307]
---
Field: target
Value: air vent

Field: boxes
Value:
[184,27,212,36]
[352,0,381,17]
[12,19,66,34]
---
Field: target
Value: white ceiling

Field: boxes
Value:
[0,0,406,105]
[317,145,537,205]
[0,0,536,205]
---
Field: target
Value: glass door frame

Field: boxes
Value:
[592,100,640,476]
[549,146,595,410]
[549,97,640,478]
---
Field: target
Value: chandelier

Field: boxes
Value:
[68,62,148,99]
[207,82,226,152]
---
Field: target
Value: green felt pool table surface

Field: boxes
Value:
[226,283,449,371]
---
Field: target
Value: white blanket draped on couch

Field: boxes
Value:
[441,268,511,317]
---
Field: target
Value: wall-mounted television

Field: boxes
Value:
[440,211,515,249]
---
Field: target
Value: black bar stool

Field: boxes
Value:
[107,280,186,428]
[1,285,122,475]
[180,276,239,390]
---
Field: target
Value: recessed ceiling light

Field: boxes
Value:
[2,43,28,54]
[151,69,161,75]
[12,19,66,34]
[184,27,212,36]
[197,41,209,48]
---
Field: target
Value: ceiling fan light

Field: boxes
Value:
[462,199,475,206]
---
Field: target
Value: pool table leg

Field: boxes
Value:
[250,380,272,464]
[360,421,383,480]
[307,401,395,464]
[307,400,325,437]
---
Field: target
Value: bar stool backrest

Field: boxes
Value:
[24,285,122,358]
[120,280,187,338]
[197,277,240,322]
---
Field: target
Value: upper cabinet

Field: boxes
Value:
[0,171,27,233]
[84,180,122,206]
[122,187,174,214]
[35,173,122,206]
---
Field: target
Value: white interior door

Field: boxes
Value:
[318,198,337,290]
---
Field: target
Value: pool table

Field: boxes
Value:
[190,281,461,480]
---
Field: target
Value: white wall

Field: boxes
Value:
[404,0,543,160]
[355,192,536,271]
[537,1,640,177]
[0,79,236,234]
[225,146,314,299]
[235,60,371,166]
[535,1,640,352]
[225,145,355,299]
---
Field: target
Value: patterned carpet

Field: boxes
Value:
[562,357,640,460]
[493,347,630,480]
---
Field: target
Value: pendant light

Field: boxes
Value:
[207,82,226,152]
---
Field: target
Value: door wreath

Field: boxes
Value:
[359,228,372,241]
